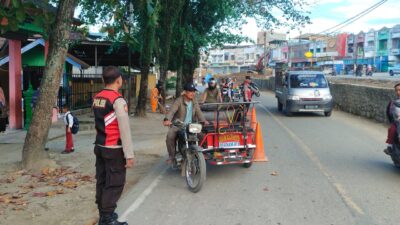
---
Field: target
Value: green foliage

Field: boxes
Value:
[1,0,59,38]
[78,0,140,51]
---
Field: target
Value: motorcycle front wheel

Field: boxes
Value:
[185,146,206,193]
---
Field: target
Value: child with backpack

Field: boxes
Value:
[62,105,77,154]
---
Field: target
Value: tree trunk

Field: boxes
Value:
[175,41,184,97]
[22,0,77,170]
[158,0,184,104]
[136,1,157,117]
[182,46,199,85]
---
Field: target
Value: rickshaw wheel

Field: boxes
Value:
[243,162,252,168]
[243,149,255,168]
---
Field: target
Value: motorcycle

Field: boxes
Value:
[388,122,400,167]
[249,83,260,97]
[231,88,241,102]
[221,86,232,102]
[172,120,206,193]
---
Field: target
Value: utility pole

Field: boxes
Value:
[263,31,267,74]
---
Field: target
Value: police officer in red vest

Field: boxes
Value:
[92,66,134,225]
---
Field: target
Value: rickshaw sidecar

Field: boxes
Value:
[200,102,258,167]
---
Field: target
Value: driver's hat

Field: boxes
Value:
[184,83,197,92]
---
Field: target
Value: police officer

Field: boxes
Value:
[92,66,134,225]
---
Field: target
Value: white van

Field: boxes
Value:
[275,71,333,117]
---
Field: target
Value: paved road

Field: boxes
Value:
[117,91,400,225]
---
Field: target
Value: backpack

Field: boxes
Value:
[67,112,79,134]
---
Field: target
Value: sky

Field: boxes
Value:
[242,0,400,41]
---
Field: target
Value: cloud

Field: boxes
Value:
[241,0,399,42]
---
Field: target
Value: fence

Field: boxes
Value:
[58,73,128,111]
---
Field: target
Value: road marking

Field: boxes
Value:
[119,167,168,221]
[259,104,365,216]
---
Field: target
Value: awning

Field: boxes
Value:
[0,38,89,69]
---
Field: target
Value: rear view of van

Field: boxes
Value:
[275,71,333,117]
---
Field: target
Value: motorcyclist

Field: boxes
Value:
[241,76,253,102]
[201,78,222,103]
[163,83,209,164]
[384,83,400,155]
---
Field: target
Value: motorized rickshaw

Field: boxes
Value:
[172,101,259,193]
[200,101,258,168]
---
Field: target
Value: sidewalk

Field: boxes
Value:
[0,111,168,225]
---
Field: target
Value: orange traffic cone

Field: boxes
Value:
[253,122,268,162]
[250,107,257,130]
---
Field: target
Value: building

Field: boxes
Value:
[257,31,287,46]
[390,25,400,64]
[206,45,264,74]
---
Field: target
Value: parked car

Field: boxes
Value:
[389,64,400,76]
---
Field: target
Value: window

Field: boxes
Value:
[231,55,235,60]
[289,74,327,88]
[323,47,326,52]
[224,54,229,61]
[246,54,249,60]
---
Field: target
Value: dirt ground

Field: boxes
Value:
[0,113,167,225]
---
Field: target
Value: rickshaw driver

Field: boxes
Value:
[163,83,209,164]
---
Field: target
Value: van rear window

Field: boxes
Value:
[289,74,327,88]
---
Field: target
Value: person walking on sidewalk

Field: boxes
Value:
[0,85,7,132]
[62,105,74,154]
[92,66,134,225]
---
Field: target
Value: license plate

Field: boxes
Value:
[305,105,318,109]
[219,141,241,148]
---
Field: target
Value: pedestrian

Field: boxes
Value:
[0,85,7,132]
[384,83,400,155]
[62,105,74,154]
[242,76,253,102]
[150,83,164,113]
[92,66,134,225]
[31,87,40,109]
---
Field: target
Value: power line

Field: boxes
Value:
[316,0,387,35]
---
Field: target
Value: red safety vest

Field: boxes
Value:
[92,89,123,146]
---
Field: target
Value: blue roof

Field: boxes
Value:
[0,39,89,69]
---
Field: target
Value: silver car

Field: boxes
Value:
[275,71,333,117]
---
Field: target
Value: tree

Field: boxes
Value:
[156,0,184,104]
[135,0,159,117]
[22,0,78,170]
[169,0,311,89]
[0,0,78,170]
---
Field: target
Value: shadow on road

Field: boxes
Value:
[365,158,400,175]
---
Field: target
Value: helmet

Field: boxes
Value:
[208,78,216,90]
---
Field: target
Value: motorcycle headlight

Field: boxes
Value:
[189,123,202,133]
[288,95,300,101]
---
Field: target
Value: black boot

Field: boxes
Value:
[98,212,119,225]
[102,213,128,225]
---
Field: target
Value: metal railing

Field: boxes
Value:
[58,73,127,111]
